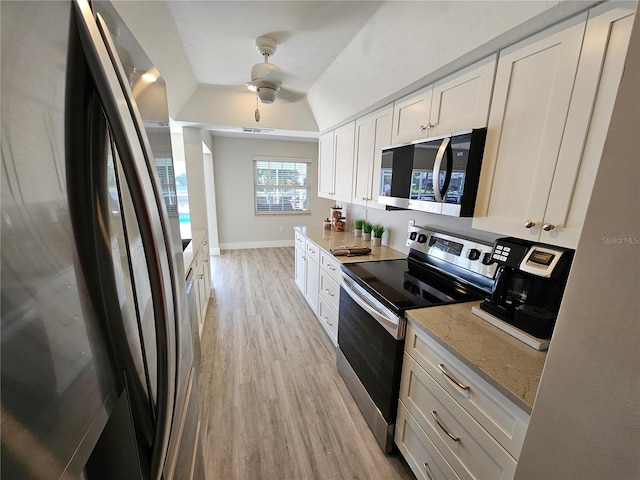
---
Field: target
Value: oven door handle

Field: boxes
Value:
[341,275,406,340]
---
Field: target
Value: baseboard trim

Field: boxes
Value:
[220,240,295,250]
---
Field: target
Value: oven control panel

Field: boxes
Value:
[406,223,497,279]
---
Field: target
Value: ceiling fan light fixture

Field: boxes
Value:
[257,86,278,104]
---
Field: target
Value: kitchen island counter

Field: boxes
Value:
[294,226,406,264]
[408,301,547,413]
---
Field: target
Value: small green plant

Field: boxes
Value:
[354,218,365,230]
[362,221,373,234]
[372,225,385,238]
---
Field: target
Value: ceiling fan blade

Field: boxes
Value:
[277,87,305,103]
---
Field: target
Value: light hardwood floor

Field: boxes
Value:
[197,247,414,480]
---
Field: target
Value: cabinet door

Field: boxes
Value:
[391,84,433,144]
[318,130,335,198]
[352,105,393,209]
[294,245,306,294]
[305,255,320,315]
[473,14,588,241]
[541,4,635,247]
[332,122,356,203]
[429,55,496,137]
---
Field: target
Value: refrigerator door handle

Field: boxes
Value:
[73,1,178,478]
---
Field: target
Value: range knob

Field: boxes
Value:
[409,232,417,241]
[467,248,481,261]
[417,234,427,243]
[481,252,493,265]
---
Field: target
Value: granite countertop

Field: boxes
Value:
[407,301,547,413]
[294,226,407,264]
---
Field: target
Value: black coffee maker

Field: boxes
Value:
[480,237,573,340]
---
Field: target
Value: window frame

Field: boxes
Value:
[253,156,312,215]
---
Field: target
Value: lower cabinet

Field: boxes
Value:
[294,231,341,346]
[395,321,529,480]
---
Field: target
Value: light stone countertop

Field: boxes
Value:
[294,226,407,264]
[407,301,547,413]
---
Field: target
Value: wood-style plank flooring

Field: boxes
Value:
[197,247,413,480]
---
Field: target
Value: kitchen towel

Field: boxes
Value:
[330,246,372,257]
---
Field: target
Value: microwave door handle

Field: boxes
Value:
[440,140,453,200]
[432,137,450,202]
[74,3,178,478]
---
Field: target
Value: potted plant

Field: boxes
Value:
[354,219,365,237]
[362,221,373,241]
[372,225,385,246]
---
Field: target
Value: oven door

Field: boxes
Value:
[337,274,406,452]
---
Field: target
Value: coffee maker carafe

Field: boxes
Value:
[478,237,573,346]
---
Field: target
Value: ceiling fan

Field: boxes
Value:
[247,36,282,106]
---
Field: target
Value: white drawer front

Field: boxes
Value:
[320,249,342,282]
[395,401,461,480]
[319,270,340,313]
[400,353,517,480]
[305,239,320,264]
[406,322,529,459]
[318,297,338,345]
[295,231,306,249]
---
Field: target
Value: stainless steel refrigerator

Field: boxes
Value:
[1,1,204,478]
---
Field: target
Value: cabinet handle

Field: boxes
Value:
[524,220,536,229]
[431,411,459,442]
[542,223,555,231]
[427,122,435,129]
[325,289,334,297]
[438,363,469,391]
[323,316,333,326]
[422,463,434,480]
[420,125,428,132]
[198,274,203,280]
[328,265,336,271]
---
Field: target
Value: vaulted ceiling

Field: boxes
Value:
[111,1,598,140]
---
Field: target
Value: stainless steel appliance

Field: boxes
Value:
[472,237,574,350]
[1,1,203,478]
[337,222,497,452]
[379,129,487,216]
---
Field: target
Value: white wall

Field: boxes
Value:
[515,10,640,479]
[211,136,335,249]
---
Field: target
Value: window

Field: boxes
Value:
[254,156,311,214]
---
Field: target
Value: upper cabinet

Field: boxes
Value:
[318,122,355,203]
[317,130,335,198]
[352,105,393,209]
[473,3,635,248]
[391,55,497,145]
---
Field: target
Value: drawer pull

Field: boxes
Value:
[328,265,337,271]
[438,363,469,391]
[325,289,334,297]
[323,316,333,326]
[431,411,459,442]
[422,463,434,480]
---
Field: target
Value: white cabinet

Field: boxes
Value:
[294,232,320,315]
[318,131,335,198]
[317,122,356,202]
[396,321,530,480]
[473,4,634,248]
[352,105,393,209]
[391,55,496,145]
[294,231,341,346]
[188,232,211,340]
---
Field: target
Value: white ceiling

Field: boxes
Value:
[166,1,382,102]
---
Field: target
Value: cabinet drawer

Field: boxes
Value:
[400,353,517,480]
[295,231,306,249]
[395,401,461,480]
[320,249,342,283]
[305,238,320,264]
[318,297,338,345]
[319,269,340,312]
[405,322,529,459]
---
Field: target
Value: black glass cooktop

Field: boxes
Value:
[341,258,483,315]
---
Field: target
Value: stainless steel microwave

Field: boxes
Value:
[378,128,487,217]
